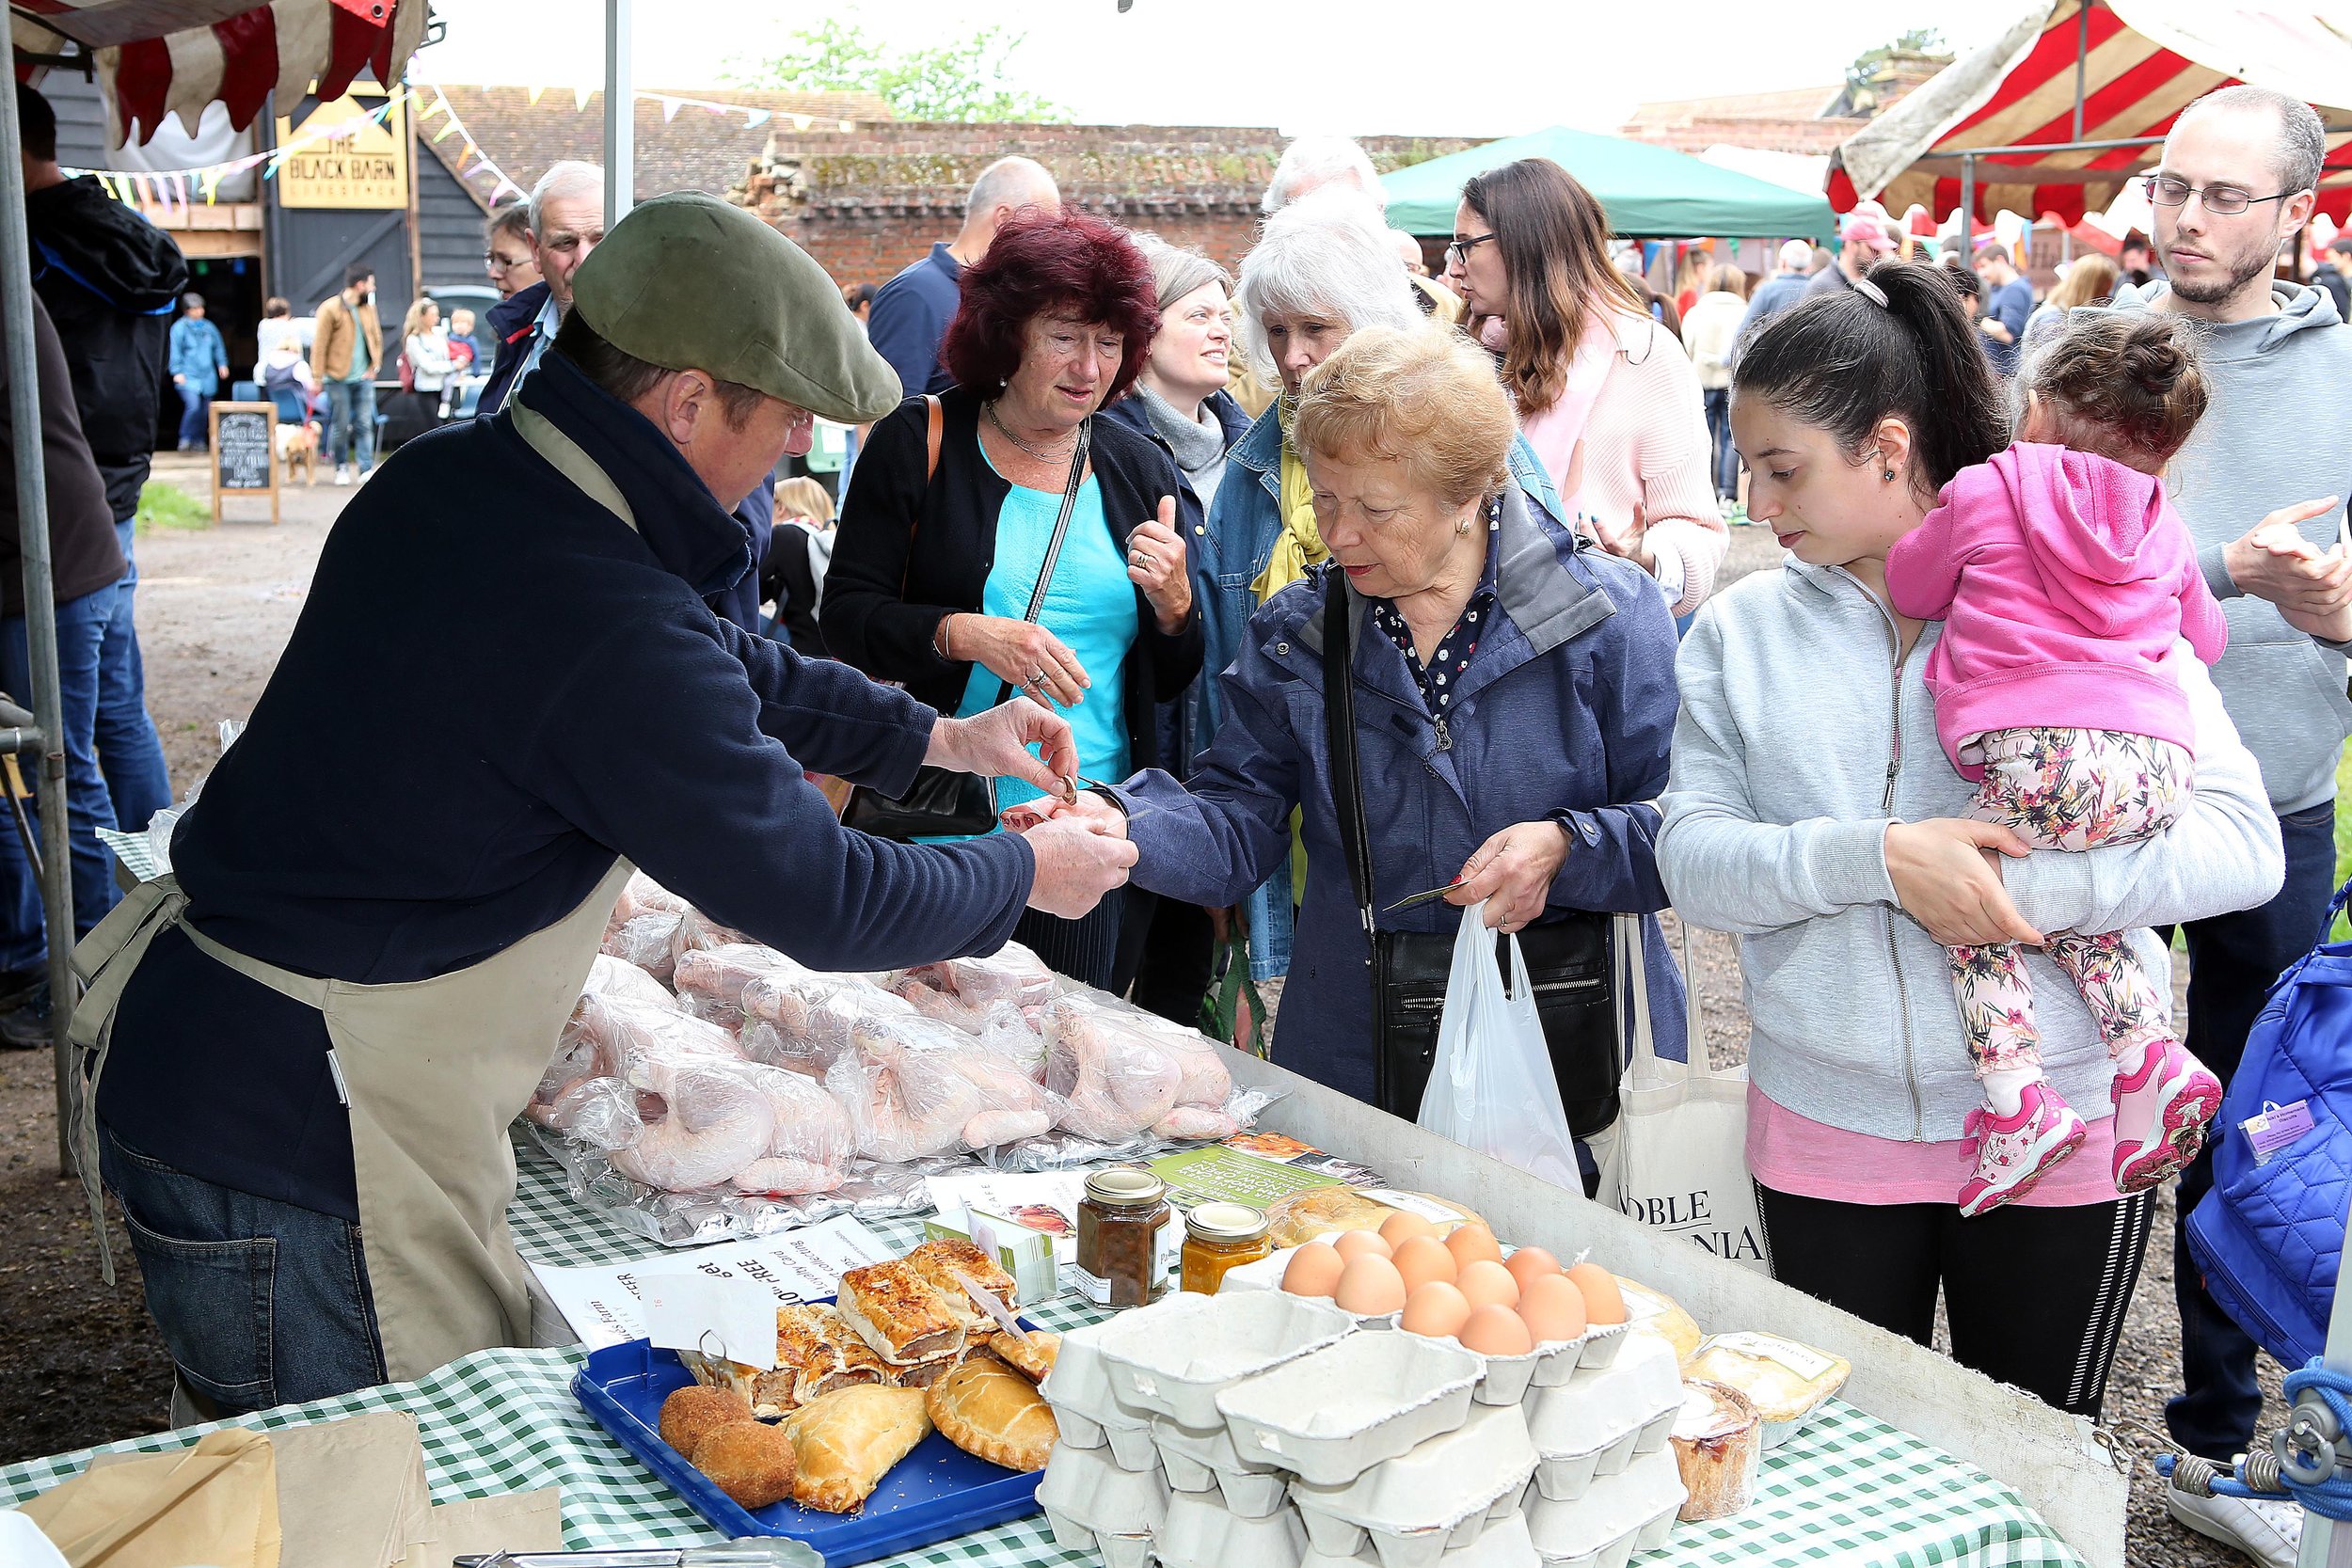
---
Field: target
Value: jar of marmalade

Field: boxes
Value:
[1181,1202,1271,1294]
[1075,1168,1170,1307]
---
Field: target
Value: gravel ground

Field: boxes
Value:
[0,499,2271,1563]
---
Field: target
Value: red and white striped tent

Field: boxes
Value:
[1827,2,2352,226]
[9,0,427,145]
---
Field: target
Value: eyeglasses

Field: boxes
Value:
[2141,175,2295,216]
[484,251,526,274]
[1444,233,1498,266]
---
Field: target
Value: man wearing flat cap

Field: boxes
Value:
[65,193,1137,1418]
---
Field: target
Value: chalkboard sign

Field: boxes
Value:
[209,402,278,525]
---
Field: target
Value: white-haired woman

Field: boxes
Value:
[1210,191,1567,989]
[1100,236,1254,1028]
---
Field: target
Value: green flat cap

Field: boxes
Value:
[570,190,902,423]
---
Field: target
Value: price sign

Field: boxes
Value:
[209,402,279,525]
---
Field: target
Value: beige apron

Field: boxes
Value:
[68,401,647,1381]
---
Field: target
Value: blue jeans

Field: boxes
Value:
[100,518,171,832]
[101,1125,384,1416]
[326,377,376,469]
[0,581,126,969]
[1702,387,1738,500]
[174,383,212,449]
[2164,799,2341,1459]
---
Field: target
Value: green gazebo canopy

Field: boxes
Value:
[1381,125,1839,242]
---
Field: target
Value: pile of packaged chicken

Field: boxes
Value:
[526,874,1254,1200]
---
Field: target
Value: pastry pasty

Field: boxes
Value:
[888,1341,987,1390]
[780,1384,932,1513]
[900,1237,1019,1325]
[989,1329,1058,1383]
[837,1259,968,1365]
[926,1356,1057,1473]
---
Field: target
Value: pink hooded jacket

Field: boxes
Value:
[1886,441,2228,780]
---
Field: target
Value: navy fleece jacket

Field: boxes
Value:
[98,351,1034,1217]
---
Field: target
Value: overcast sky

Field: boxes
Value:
[410,0,2016,138]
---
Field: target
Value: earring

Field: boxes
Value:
[1455,515,1474,535]
[1883,468,1897,482]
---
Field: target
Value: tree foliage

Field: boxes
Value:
[727,22,1069,123]
[1847,27,1949,91]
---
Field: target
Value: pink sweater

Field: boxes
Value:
[1520,311,1727,616]
[1885,442,2228,779]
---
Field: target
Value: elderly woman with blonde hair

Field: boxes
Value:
[1052,325,1684,1138]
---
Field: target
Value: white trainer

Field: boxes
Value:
[2167,1478,2302,1568]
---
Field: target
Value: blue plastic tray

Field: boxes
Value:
[574,1337,1046,1565]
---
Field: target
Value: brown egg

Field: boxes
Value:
[1565,1262,1627,1325]
[1377,1209,1438,1247]
[1391,1234,1457,1292]
[1397,1280,1472,1338]
[1517,1272,1588,1345]
[1457,1304,1534,1357]
[1281,1243,1344,1299]
[1332,1254,1409,1316]
[1503,1246,1561,1292]
[1443,1221,1503,1270]
[1455,1259,1520,1311]
[1332,1228,1395,1263]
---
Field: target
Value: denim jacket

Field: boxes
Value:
[1200,403,1570,980]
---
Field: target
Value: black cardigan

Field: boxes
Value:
[823,387,1203,773]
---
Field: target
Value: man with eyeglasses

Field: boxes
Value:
[478,161,605,417]
[2107,84,2352,1568]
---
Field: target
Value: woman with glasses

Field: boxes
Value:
[483,202,540,301]
[1447,158,1727,616]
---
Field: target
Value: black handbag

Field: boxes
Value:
[843,420,1091,841]
[1322,573,1623,1137]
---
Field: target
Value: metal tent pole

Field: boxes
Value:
[2296,1188,2352,1566]
[0,23,81,1173]
[604,0,633,223]
[1961,153,1976,257]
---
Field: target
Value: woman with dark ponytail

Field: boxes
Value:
[1656,260,2283,1418]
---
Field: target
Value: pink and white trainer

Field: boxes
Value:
[1960,1082,2089,1216]
[2111,1037,2224,1194]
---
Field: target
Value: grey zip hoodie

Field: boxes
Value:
[1659,561,2283,1143]
[2105,279,2352,814]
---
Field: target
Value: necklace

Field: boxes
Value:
[984,399,1082,463]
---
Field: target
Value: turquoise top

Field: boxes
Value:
[955,454,1136,817]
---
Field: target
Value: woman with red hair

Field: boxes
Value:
[826,209,1202,987]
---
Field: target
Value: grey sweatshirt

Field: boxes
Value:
[1658,561,2283,1143]
[2106,279,2352,814]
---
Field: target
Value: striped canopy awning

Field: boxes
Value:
[1828,2,2352,225]
[9,0,427,146]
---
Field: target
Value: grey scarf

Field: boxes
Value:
[1136,382,1230,515]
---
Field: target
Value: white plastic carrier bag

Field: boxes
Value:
[1416,900,1581,1190]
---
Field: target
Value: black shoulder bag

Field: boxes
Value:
[844,419,1092,841]
[1322,572,1624,1136]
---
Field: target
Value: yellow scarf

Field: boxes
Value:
[1251,400,1328,601]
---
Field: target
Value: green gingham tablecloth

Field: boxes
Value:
[0,1146,2090,1568]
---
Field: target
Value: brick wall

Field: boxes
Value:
[730,121,1485,287]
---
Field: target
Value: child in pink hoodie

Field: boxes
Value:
[1887,312,2227,1215]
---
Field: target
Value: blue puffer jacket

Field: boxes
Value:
[1201,403,1573,980]
[2186,880,2352,1369]
[1110,485,1686,1104]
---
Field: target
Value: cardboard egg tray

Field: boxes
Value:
[1098,1291,1356,1428]
[1040,1291,1680,1568]
[1523,1337,1682,1503]
[1522,1449,1685,1568]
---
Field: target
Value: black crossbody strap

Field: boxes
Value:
[1321,572,1378,942]
[989,420,1091,708]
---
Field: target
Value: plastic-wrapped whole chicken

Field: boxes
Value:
[604,909,687,983]
[1042,992,1240,1143]
[830,1007,1064,1163]
[608,870,690,933]
[675,942,811,1031]
[531,959,717,1124]
[671,908,752,973]
[728,1060,856,1195]
[725,955,921,1078]
[885,941,1057,1032]
[611,1056,776,1190]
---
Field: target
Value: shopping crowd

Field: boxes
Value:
[12,69,2350,1568]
